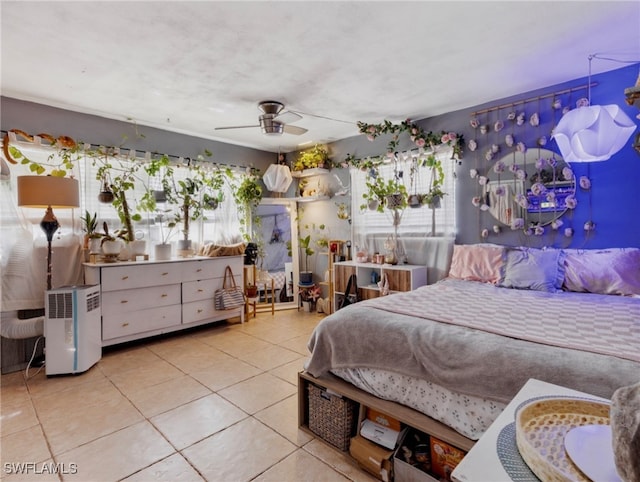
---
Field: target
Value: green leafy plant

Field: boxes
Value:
[298,234,315,272]
[293,144,330,171]
[360,170,408,213]
[80,211,100,239]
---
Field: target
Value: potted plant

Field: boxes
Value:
[422,154,446,209]
[293,144,330,171]
[153,209,176,260]
[360,170,408,213]
[81,210,102,253]
[298,234,315,284]
[100,221,124,256]
[233,172,263,241]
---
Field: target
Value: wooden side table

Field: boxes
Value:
[451,379,608,482]
[243,265,274,316]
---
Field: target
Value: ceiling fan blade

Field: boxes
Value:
[275,111,302,124]
[283,124,308,136]
[214,124,260,131]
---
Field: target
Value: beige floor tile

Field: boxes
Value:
[122,453,204,482]
[0,372,30,406]
[237,322,310,345]
[182,417,296,481]
[124,375,211,418]
[32,378,143,455]
[218,372,297,414]
[98,345,163,377]
[0,399,38,438]
[235,344,302,371]
[269,357,307,385]
[108,359,184,395]
[253,448,350,482]
[204,333,273,359]
[150,393,247,450]
[57,421,174,481]
[189,357,262,392]
[278,333,314,356]
[156,344,233,374]
[303,439,377,482]
[24,366,105,399]
[254,395,313,447]
[1,425,51,467]
[196,327,252,349]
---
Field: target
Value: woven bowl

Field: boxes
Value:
[515,396,610,482]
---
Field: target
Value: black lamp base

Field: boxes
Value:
[40,207,59,291]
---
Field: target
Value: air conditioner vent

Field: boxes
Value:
[86,292,100,312]
[47,292,73,319]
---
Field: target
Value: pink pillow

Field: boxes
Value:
[448,244,504,284]
[563,248,640,295]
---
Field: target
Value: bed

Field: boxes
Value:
[305,245,640,440]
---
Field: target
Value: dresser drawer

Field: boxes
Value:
[102,304,181,341]
[182,279,216,303]
[181,259,223,282]
[100,263,183,291]
[182,299,219,324]
[102,284,181,315]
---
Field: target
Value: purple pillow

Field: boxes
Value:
[563,248,640,296]
[499,248,566,293]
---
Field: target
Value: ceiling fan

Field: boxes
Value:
[215,100,308,136]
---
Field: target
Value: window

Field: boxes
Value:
[3,143,242,246]
[351,148,456,251]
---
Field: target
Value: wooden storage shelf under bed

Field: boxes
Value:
[298,370,475,454]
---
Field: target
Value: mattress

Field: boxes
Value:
[332,367,506,440]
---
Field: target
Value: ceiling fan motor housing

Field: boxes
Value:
[259,101,285,135]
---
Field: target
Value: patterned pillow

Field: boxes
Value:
[563,248,640,296]
[498,247,566,293]
[448,244,504,284]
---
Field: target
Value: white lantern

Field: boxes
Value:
[552,104,636,163]
[263,164,293,193]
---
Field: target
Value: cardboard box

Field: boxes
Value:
[366,407,402,432]
[394,428,438,482]
[349,435,394,482]
[429,436,466,482]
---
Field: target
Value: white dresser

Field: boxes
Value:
[84,256,244,346]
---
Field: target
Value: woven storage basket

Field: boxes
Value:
[515,396,611,482]
[308,383,357,451]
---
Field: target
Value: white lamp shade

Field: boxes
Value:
[17,176,80,208]
[552,104,636,163]
[263,164,293,193]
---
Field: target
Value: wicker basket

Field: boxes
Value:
[308,383,357,451]
[515,396,611,482]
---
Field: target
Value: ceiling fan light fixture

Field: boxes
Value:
[260,118,284,136]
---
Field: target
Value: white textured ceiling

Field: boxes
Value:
[2,1,639,153]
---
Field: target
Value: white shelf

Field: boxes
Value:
[294,194,330,203]
[291,168,330,178]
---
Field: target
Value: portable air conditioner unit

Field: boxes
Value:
[45,285,102,376]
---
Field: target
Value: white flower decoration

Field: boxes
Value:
[478,176,488,185]
[535,157,547,170]
[579,176,591,190]
[469,168,478,178]
[493,225,501,234]
[564,227,574,237]
[507,111,516,121]
[562,166,574,180]
[470,118,480,128]
[516,142,527,153]
[485,150,494,161]
[530,182,547,196]
[493,161,506,173]
[480,125,488,135]
[468,139,477,151]
[565,195,577,209]
[534,225,545,236]
[491,143,500,154]
[480,203,490,211]
[511,218,525,230]
[529,113,540,127]
[516,113,525,126]
[552,99,562,110]
[505,134,514,147]
[471,196,481,207]
[576,97,590,108]
[481,228,489,238]
[551,219,564,230]
[494,120,504,132]
[537,136,547,146]
[584,221,596,231]
[495,186,506,196]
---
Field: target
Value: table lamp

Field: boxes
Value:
[17,175,80,290]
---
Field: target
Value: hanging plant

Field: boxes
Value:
[355,119,464,159]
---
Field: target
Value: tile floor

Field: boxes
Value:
[1,309,376,482]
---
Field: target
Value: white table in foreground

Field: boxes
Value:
[451,378,608,482]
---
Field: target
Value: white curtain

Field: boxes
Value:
[351,148,457,269]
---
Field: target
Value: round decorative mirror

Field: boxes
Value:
[484,148,575,227]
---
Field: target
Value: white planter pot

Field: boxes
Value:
[302,301,311,312]
[130,240,147,256]
[88,238,102,254]
[154,243,172,261]
[176,239,193,258]
[101,240,122,256]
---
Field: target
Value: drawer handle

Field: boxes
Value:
[120,300,128,304]
[197,309,203,313]
[197,289,204,292]
[122,322,129,327]
[162,272,169,276]
[121,275,129,280]
[197,268,202,272]
[161,293,168,298]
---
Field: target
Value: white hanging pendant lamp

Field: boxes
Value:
[263,153,293,193]
[552,55,636,163]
